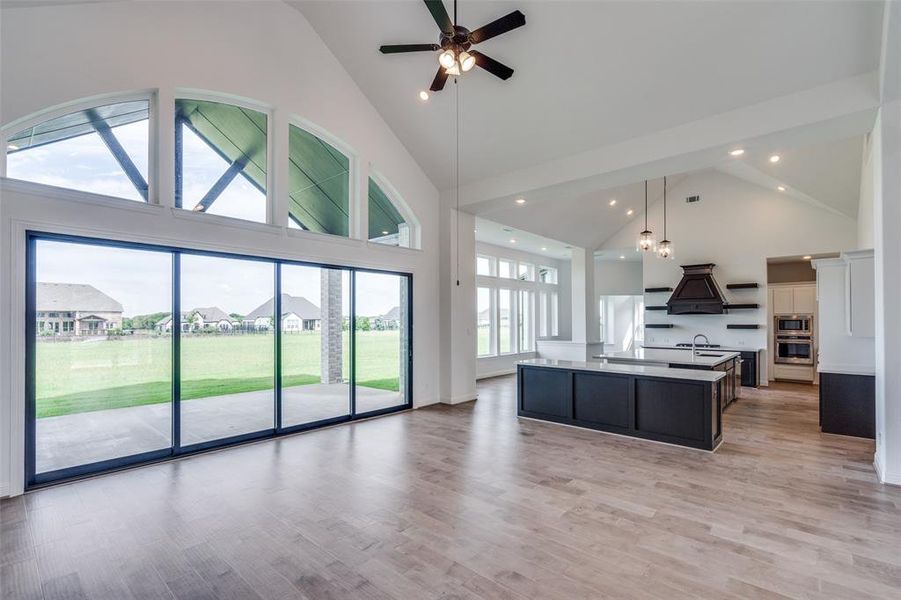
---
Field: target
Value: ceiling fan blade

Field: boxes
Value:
[470,51,514,80]
[469,10,526,44]
[430,66,449,92]
[424,0,454,34]
[380,43,441,54]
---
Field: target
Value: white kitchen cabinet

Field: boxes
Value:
[845,250,875,338]
[772,287,795,314]
[793,286,817,314]
[771,284,815,315]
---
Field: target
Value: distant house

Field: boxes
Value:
[373,306,401,330]
[245,294,321,332]
[36,283,123,336]
[156,306,240,333]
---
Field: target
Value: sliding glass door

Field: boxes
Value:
[179,254,276,446]
[280,265,351,428]
[353,271,409,415]
[27,233,412,487]
[31,238,172,478]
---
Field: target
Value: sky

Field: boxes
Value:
[16,117,403,318]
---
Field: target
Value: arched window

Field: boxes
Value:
[175,98,268,223]
[287,123,350,236]
[368,175,417,248]
[5,99,150,202]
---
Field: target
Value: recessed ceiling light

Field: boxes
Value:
[509,239,517,244]
[777,185,786,192]
[609,199,617,206]
[382,230,389,235]
[619,255,625,260]
[474,229,477,233]
[626,209,634,216]
[7,143,19,151]
[541,247,547,251]
[769,154,780,163]
[515,198,526,205]
[729,148,745,156]
[803,255,812,260]
[418,90,429,101]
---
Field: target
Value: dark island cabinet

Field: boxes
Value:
[740,351,759,387]
[518,364,723,451]
[819,372,875,439]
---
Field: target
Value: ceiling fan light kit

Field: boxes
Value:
[379,0,526,92]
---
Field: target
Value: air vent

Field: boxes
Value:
[686,195,701,203]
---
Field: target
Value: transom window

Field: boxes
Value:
[6,99,150,202]
[288,123,349,236]
[175,98,268,223]
[4,93,420,248]
[368,177,412,248]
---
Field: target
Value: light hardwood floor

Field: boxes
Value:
[3,376,900,599]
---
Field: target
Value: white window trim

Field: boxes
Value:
[368,167,422,250]
[174,89,275,225]
[1,89,157,204]
[288,115,359,238]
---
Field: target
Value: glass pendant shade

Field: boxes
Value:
[439,50,456,69]
[459,51,476,72]
[445,62,461,76]
[657,239,673,259]
[638,230,656,252]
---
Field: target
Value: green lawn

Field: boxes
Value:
[36,330,403,418]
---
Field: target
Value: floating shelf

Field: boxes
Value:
[727,324,761,329]
[645,323,674,329]
[726,303,760,310]
[726,283,759,290]
[645,287,673,293]
[645,306,668,311]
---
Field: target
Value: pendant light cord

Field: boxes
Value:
[455,75,460,286]
[663,176,667,239]
[644,180,648,230]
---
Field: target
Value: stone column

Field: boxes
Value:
[320,269,344,384]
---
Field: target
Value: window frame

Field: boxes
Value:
[1,90,156,204]
[173,91,274,225]
[287,116,358,238]
[24,229,414,489]
[367,168,421,249]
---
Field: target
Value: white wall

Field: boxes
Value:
[857,133,878,248]
[813,257,875,375]
[601,169,858,381]
[0,2,440,497]
[595,259,643,296]
[872,0,901,485]
[873,100,901,484]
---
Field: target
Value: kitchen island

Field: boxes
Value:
[517,358,726,451]
[599,348,741,406]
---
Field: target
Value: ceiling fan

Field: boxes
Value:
[379,0,525,92]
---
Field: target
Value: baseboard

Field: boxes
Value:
[440,393,478,405]
[0,482,9,498]
[874,453,901,486]
[476,368,516,380]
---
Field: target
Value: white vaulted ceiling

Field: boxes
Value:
[292,1,883,191]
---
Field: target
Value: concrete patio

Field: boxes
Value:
[36,383,404,473]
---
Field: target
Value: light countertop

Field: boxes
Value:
[518,358,727,382]
[599,348,740,367]
[642,344,763,353]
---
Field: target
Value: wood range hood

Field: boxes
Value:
[666,263,727,315]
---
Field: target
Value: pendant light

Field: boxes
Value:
[657,176,673,259]
[638,180,656,252]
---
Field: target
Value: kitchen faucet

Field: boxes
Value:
[692,334,710,356]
